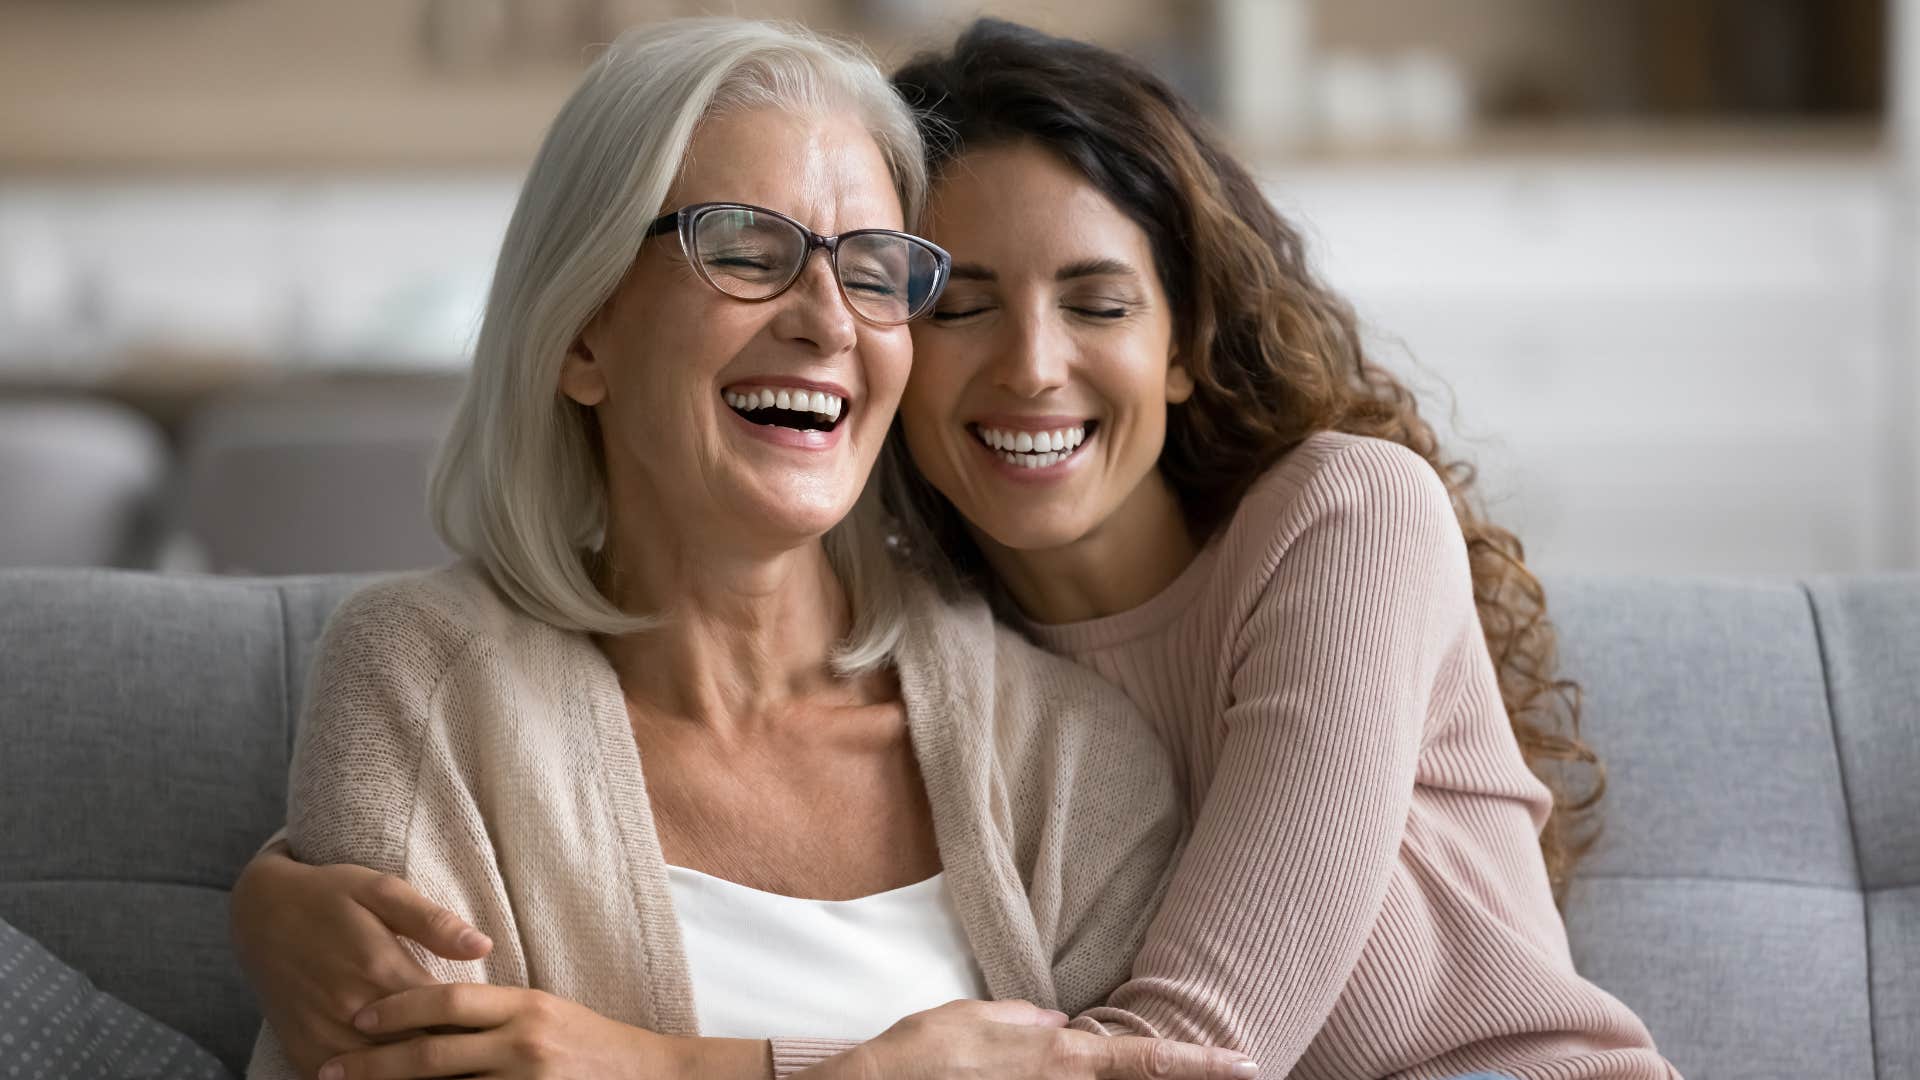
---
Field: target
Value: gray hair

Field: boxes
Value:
[429,18,924,673]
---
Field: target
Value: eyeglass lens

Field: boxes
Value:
[689,207,942,324]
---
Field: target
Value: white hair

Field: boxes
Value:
[429,18,923,673]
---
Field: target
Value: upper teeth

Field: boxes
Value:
[975,425,1085,454]
[725,387,844,419]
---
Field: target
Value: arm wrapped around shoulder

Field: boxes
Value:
[1071,439,1476,1067]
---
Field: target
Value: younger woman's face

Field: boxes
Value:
[901,140,1192,556]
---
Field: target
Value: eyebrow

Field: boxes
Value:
[1056,257,1138,282]
[947,257,1140,284]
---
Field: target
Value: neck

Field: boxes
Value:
[976,468,1198,625]
[593,519,859,733]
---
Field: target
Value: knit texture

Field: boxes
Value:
[243,562,1184,1079]
[1027,432,1678,1080]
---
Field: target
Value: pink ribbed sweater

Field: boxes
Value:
[774,431,1677,1080]
[1030,432,1675,1080]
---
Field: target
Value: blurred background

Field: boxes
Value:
[0,0,1913,578]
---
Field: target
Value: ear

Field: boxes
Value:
[1164,352,1195,405]
[558,336,608,407]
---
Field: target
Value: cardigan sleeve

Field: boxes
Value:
[1037,663,1187,1016]
[246,585,501,1080]
[1067,444,1462,1077]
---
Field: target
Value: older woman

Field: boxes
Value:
[237,18,1256,1080]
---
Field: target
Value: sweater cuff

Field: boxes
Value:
[768,1036,859,1077]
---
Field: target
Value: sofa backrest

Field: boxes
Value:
[0,571,367,1070]
[0,569,1914,1077]
[1547,576,1918,1080]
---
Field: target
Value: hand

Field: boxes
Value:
[319,984,673,1080]
[229,844,492,1077]
[836,1000,1258,1080]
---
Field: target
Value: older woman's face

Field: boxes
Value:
[563,107,911,553]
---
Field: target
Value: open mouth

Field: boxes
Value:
[970,421,1098,469]
[724,386,847,434]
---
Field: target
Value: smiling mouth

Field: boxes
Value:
[724,386,848,434]
[970,421,1098,469]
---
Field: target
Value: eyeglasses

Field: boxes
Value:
[644,202,951,326]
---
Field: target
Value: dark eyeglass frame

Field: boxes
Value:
[643,201,952,326]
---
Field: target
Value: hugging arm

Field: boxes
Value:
[233,845,1247,1080]
[1068,450,1459,1076]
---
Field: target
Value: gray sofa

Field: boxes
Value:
[0,570,1914,1078]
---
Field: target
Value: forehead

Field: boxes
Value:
[922,141,1149,264]
[667,107,904,232]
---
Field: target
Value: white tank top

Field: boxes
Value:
[665,865,989,1040]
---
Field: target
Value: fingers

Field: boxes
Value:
[320,1031,496,1080]
[1093,1034,1259,1080]
[355,874,492,961]
[353,983,523,1037]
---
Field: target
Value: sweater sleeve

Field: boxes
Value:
[1069,444,1463,1078]
[246,586,499,1080]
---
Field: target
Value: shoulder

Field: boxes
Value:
[1242,431,1454,539]
[311,560,543,712]
[1217,432,1462,585]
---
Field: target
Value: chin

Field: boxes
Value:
[760,501,858,544]
[974,515,1089,557]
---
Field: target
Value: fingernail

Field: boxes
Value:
[319,1063,344,1080]
[351,1007,377,1032]
[458,929,491,952]
[1231,1061,1258,1079]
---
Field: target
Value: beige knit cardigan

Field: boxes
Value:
[245,562,1185,1079]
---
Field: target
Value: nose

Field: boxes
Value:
[991,306,1071,398]
[769,248,859,355]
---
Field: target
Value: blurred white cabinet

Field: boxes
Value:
[1264,155,1901,575]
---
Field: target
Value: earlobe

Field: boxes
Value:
[558,340,608,407]
[1165,361,1195,405]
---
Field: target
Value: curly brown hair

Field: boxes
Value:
[886,18,1603,901]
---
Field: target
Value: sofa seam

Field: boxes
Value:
[1577,871,1866,893]
[1802,579,1879,1080]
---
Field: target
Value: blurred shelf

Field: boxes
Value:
[0,85,577,174]
[1236,119,1888,168]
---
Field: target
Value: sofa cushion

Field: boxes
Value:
[0,914,231,1078]
[1544,576,1872,1079]
[0,570,369,1072]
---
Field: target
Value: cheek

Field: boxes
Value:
[900,337,975,426]
[853,333,913,426]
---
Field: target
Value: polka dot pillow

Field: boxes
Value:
[0,916,230,1079]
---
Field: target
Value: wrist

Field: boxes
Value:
[655,1033,774,1080]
